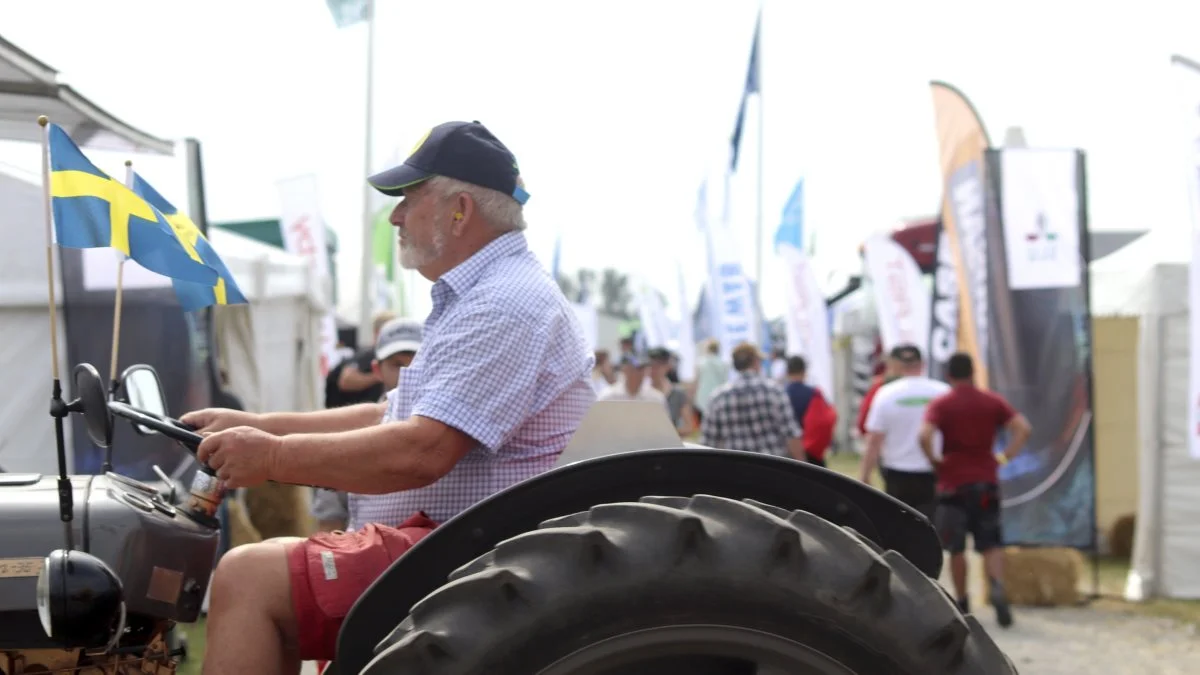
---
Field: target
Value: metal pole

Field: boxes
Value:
[754,55,764,345]
[356,0,377,348]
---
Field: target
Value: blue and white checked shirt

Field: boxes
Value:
[348,231,596,529]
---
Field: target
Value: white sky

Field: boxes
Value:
[1,0,1198,321]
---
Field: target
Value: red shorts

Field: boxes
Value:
[285,512,438,661]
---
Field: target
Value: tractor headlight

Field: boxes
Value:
[36,549,126,649]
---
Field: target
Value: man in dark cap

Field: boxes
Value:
[185,121,595,672]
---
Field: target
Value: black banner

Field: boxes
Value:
[984,148,1097,549]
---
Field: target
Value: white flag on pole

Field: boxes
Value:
[675,260,697,382]
[277,174,339,379]
[779,243,834,402]
[863,233,932,363]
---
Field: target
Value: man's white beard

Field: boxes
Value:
[399,222,448,269]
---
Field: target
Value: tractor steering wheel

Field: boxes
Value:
[108,400,205,450]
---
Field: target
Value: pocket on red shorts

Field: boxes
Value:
[305,514,439,621]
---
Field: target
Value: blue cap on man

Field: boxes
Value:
[367,121,530,205]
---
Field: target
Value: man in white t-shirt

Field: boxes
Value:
[599,352,666,403]
[859,344,949,521]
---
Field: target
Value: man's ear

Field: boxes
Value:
[372,360,381,378]
[452,193,474,236]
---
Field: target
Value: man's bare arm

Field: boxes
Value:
[338,365,380,393]
[917,422,939,467]
[1000,413,1032,460]
[271,415,473,494]
[859,431,884,483]
[787,436,806,461]
[258,402,386,436]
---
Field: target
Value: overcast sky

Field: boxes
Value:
[2,0,1198,321]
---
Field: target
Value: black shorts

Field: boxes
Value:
[805,455,827,469]
[880,468,936,522]
[935,482,1003,554]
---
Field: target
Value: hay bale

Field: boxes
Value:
[1108,514,1136,560]
[243,483,317,540]
[997,546,1085,607]
[227,497,263,549]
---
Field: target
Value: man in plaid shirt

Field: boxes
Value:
[700,343,804,459]
[181,121,595,673]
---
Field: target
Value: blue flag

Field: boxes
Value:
[775,179,804,252]
[730,10,761,171]
[129,172,248,312]
[46,123,217,285]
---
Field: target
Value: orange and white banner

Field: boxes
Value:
[930,81,992,388]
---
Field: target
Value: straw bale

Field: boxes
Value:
[997,546,1085,607]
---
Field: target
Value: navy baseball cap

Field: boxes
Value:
[368,121,530,205]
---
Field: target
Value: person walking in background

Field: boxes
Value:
[598,352,665,403]
[691,338,729,426]
[919,352,1032,627]
[859,345,948,521]
[700,343,803,459]
[591,349,616,394]
[648,347,694,435]
[856,348,902,437]
[324,311,397,409]
[783,355,837,467]
[311,316,424,532]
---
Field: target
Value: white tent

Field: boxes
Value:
[1089,227,1200,600]
[0,164,324,474]
[207,227,325,416]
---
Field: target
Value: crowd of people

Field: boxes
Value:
[585,336,1032,629]
[179,120,1031,673]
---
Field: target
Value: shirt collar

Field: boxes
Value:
[437,231,528,297]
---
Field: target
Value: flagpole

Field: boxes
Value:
[38,114,75,550]
[755,74,764,345]
[752,4,764,346]
[99,161,133,473]
[357,0,377,347]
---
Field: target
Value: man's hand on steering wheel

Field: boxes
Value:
[181,407,261,434]
[197,426,283,489]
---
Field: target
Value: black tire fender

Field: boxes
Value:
[361,495,1016,675]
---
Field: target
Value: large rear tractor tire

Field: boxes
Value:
[362,495,1016,675]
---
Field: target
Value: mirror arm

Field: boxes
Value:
[50,396,84,419]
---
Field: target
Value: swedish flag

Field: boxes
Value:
[46,123,217,285]
[129,172,248,312]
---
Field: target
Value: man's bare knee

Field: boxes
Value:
[211,540,298,624]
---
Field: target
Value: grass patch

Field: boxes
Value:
[175,619,205,675]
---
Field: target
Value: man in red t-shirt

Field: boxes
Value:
[918,352,1031,628]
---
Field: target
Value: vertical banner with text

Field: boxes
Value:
[780,243,834,402]
[986,147,1096,548]
[277,174,339,378]
[930,81,992,387]
[864,233,932,363]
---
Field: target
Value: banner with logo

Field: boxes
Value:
[1173,55,1200,460]
[985,147,1096,549]
[698,172,758,359]
[780,243,834,401]
[864,233,931,362]
[930,81,992,387]
[928,225,959,381]
[277,174,339,378]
